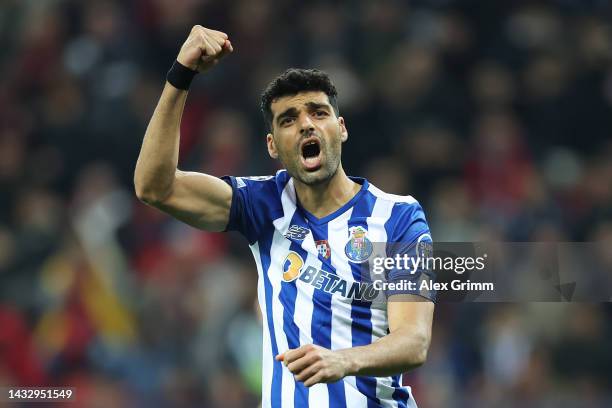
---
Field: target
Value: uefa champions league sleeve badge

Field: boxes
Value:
[345,226,373,263]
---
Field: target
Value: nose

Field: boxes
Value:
[298,113,315,135]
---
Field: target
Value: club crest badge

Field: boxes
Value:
[316,240,331,260]
[344,226,373,263]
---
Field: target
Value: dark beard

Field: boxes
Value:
[280,150,340,186]
[276,133,343,186]
[294,160,339,186]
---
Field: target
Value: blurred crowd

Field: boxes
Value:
[1,0,611,407]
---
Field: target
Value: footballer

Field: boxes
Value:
[135,25,435,407]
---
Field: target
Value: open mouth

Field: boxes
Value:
[300,138,322,171]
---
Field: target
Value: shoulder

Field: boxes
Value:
[364,180,430,240]
[227,169,291,196]
[225,170,293,223]
[222,171,292,242]
[365,181,421,208]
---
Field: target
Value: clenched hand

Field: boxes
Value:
[177,25,233,72]
[277,344,353,387]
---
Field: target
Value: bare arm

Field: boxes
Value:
[337,296,434,376]
[134,25,234,231]
[279,295,434,386]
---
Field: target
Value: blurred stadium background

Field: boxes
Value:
[1,0,611,406]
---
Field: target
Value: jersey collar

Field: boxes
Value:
[295,177,369,225]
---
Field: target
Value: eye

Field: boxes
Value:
[280,117,295,126]
[313,110,328,118]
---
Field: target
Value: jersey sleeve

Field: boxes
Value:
[221,175,278,245]
[384,201,437,302]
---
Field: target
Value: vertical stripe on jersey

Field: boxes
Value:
[269,179,302,408]
[254,230,283,408]
[326,209,370,407]
[305,237,330,408]
[292,249,320,407]
[268,229,296,407]
[252,243,272,407]
[308,220,347,408]
[343,188,382,407]
[282,209,313,407]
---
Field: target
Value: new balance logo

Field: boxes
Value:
[285,225,310,240]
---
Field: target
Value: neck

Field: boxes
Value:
[293,165,361,219]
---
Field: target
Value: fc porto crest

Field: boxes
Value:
[344,226,373,263]
[316,240,331,260]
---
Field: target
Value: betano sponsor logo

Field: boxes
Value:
[281,252,379,301]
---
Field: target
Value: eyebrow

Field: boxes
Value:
[305,102,330,111]
[275,102,331,125]
[275,107,299,126]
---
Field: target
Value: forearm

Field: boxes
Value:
[338,326,430,377]
[134,82,187,203]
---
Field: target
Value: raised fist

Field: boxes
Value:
[177,25,233,72]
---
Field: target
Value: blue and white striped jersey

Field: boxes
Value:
[223,170,433,408]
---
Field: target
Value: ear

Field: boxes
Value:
[339,117,348,142]
[267,133,278,159]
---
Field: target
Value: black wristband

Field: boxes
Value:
[166,60,198,90]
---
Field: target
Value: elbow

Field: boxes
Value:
[408,333,431,368]
[134,186,153,205]
[134,177,168,206]
[412,344,429,367]
[134,183,154,205]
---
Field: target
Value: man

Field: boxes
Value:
[135,25,435,407]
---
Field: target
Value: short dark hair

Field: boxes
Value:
[260,68,339,131]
